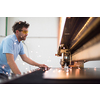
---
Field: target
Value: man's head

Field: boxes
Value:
[12,21,30,41]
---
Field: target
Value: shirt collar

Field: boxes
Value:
[14,34,20,44]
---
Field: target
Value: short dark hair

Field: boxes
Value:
[12,21,30,33]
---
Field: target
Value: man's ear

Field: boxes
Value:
[16,30,19,34]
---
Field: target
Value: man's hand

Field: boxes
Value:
[39,64,48,68]
[39,64,50,70]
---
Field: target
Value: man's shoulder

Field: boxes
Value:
[2,34,15,45]
[5,34,15,41]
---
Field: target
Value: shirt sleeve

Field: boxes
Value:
[19,42,25,55]
[3,38,14,54]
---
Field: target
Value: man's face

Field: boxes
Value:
[18,27,28,41]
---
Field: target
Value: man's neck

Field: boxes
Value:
[15,34,21,42]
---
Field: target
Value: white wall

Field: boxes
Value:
[7,17,58,37]
[0,17,6,36]
[84,60,100,68]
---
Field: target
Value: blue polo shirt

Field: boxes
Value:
[0,34,25,76]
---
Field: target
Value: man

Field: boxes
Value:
[0,21,48,79]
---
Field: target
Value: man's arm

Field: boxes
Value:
[6,53,21,75]
[20,54,48,68]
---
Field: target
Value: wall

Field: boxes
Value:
[7,17,58,37]
[84,60,100,68]
[0,17,6,36]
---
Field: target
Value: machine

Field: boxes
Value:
[56,17,100,68]
[43,17,100,81]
